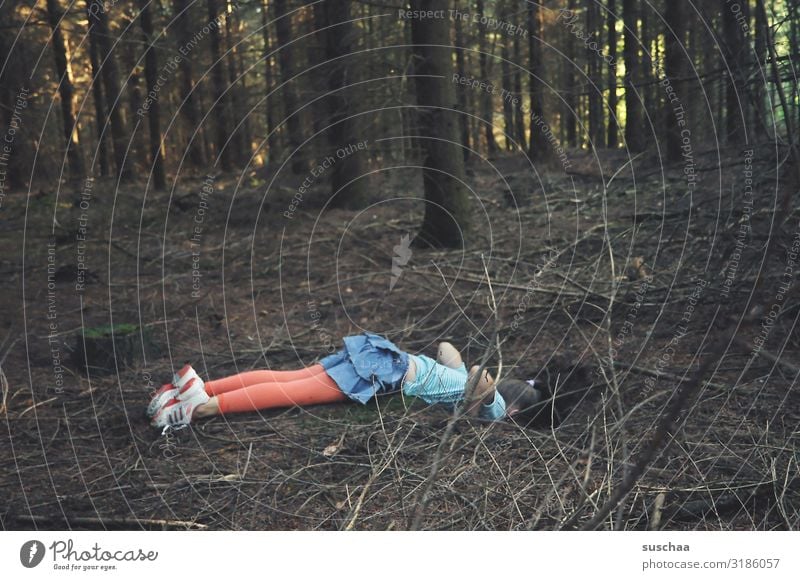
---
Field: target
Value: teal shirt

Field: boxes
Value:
[402,354,507,421]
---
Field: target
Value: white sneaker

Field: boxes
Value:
[150,376,209,431]
[146,364,200,417]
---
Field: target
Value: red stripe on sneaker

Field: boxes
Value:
[178,364,192,379]
[179,377,196,395]
[155,384,173,396]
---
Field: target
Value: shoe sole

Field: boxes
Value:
[146,364,200,418]
[147,387,178,418]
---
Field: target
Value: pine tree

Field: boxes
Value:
[623,0,644,152]
[410,0,471,248]
[138,0,166,190]
[46,0,85,180]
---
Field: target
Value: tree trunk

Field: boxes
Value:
[607,0,618,148]
[454,1,471,160]
[755,0,800,195]
[467,51,481,158]
[721,0,745,144]
[410,0,471,248]
[321,0,369,209]
[754,0,768,137]
[128,71,146,172]
[309,3,330,140]
[501,27,514,151]
[225,0,248,161]
[118,11,146,174]
[234,4,254,157]
[586,0,604,148]
[207,0,233,171]
[498,1,518,151]
[477,0,498,155]
[513,32,527,150]
[86,19,109,177]
[138,0,166,190]
[86,0,130,180]
[261,0,282,163]
[527,0,548,160]
[664,0,685,161]
[46,0,84,181]
[0,6,26,189]
[640,5,656,122]
[623,0,644,152]
[791,0,800,140]
[563,0,577,148]
[274,0,309,173]
[173,0,206,167]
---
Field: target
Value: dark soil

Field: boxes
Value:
[1,148,798,530]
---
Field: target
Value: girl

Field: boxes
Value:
[147,332,544,430]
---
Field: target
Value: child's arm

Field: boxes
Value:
[466,366,507,420]
[436,342,464,369]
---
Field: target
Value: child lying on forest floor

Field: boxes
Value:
[147,332,551,432]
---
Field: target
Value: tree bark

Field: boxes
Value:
[563,0,577,148]
[207,0,233,171]
[118,11,146,174]
[236,7,254,158]
[86,0,130,180]
[641,5,656,124]
[410,0,471,248]
[527,0,548,160]
[497,0,516,152]
[755,0,800,197]
[586,0,604,148]
[274,0,309,173]
[664,0,685,161]
[500,22,514,151]
[0,6,26,189]
[138,0,166,190]
[225,0,249,161]
[791,0,800,139]
[172,0,206,167]
[454,1,471,160]
[477,0,499,155]
[754,0,768,137]
[46,0,84,180]
[261,0,282,163]
[321,0,369,209]
[86,17,109,177]
[513,32,527,150]
[721,0,745,144]
[623,0,644,152]
[606,0,618,148]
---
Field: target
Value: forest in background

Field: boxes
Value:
[1,0,799,531]
[1,1,798,221]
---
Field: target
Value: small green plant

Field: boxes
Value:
[82,323,140,339]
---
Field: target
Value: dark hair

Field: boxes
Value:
[499,358,598,427]
[496,379,543,419]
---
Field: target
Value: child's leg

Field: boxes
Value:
[208,372,348,415]
[204,364,328,395]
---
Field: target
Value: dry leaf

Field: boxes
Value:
[323,431,347,457]
[323,442,341,457]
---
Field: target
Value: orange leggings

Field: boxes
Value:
[204,364,348,414]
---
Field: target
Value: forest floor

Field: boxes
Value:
[1,145,799,530]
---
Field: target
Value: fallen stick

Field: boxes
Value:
[14,514,207,530]
[567,297,777,530]
[19,397,58,417]
[733,338,800,375]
